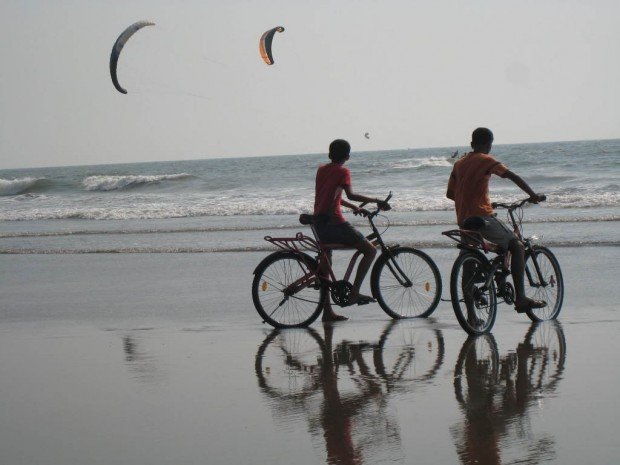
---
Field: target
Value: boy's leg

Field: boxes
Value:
[350,238,377,302]
[319,250,348,322]
[508,239,545,312]
[508,239,526,301]
[481,217,545,312]
[315,221,376,307]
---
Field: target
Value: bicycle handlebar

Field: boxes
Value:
[358,191,392,219]
[492,195,546,211]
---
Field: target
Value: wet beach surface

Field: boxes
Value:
[1,247,619,464]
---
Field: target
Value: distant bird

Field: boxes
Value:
[364,132,370,139]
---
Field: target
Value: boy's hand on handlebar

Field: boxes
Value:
[377,200,391,211]
[354,207,371,217]
[529,193,546,204]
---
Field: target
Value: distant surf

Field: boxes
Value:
[1,139,618,254]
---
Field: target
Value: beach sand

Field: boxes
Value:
[1,246,619,464]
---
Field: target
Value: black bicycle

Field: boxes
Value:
[252,193,442,328]
[443,198,564,335]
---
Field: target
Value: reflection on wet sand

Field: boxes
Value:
[451,321,566,465]
[255,321,445,464]
[121,334,165,385]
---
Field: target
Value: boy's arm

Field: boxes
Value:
[446,170,456,201]
[341,199,362,213]
[342,185,389,209]
[501,170,545,202]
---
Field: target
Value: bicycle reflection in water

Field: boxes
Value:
[255,320,445,465]
[451,321,566,465]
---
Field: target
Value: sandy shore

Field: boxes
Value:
[1,246,619,464]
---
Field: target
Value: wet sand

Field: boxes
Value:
[1,246,619,464]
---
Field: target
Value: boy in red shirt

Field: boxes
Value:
[314,139,390,322]
[446,127,546,313]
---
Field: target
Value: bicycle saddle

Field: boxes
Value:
[299,214,329,225]
[463,216,487,230]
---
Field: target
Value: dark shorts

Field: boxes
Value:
[314,221,365,247]
[464,216,516,250]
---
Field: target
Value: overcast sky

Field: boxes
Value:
[1,0,618,169]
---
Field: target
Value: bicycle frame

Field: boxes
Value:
[263,203,412,301]
[442,198,548,295]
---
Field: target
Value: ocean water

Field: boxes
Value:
[1,139,618,253]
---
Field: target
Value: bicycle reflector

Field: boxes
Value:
[261,281,269,291]
[425,282,430,292]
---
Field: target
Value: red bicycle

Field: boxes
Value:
[252,193,442,328]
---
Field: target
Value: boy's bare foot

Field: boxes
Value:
[348,293,376,306]
[515,297,546,313]
[322,313,348,322]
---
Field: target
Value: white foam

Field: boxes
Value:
[82,173,192,191]
[545,192,620,209]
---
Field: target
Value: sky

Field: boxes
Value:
[1,0,619,169]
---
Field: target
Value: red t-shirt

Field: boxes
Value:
[314,163,351,224]
[447,152,509,226]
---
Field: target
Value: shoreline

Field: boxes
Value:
[1,240,619,254]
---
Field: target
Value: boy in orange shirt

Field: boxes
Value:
[446,128,546,313]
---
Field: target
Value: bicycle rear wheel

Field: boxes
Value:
[524,246,564,321]
[449,251,497,335]
[252,252,325,328]
[371,247,442,319]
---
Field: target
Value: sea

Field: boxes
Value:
[1,139,618,254]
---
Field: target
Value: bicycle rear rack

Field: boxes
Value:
[442,229,500,254]
[264,232,321,253]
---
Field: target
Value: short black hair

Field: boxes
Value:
[328,139,351,162]
[471,127,494,147]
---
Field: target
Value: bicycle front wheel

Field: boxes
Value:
[252,252,325,328]
[524,246,564,321]
[449,251,497,335]
[371,247,442,319]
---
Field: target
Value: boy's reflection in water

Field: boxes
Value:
[255,321,445,465]
[321,324,379,465]
[451,321,566,465]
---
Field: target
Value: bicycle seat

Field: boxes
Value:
[320,243,356,250]
[463,216,486,230]
[299,214,329,225]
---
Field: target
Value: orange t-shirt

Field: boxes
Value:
[447,152,508,227]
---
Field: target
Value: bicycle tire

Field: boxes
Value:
[521,321,566,393]
[252,251,325,328]
[524,246,564,321]
[370,247,442,319]
[453,334,500,406]
[374,320,445,390]
[254,328,324,400]
[449,251,498,335]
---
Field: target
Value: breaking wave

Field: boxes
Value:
[82,173,192,191]
[0,177,49,196]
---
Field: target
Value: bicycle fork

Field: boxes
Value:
[524,249,550,288]
[383,248,413,287]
